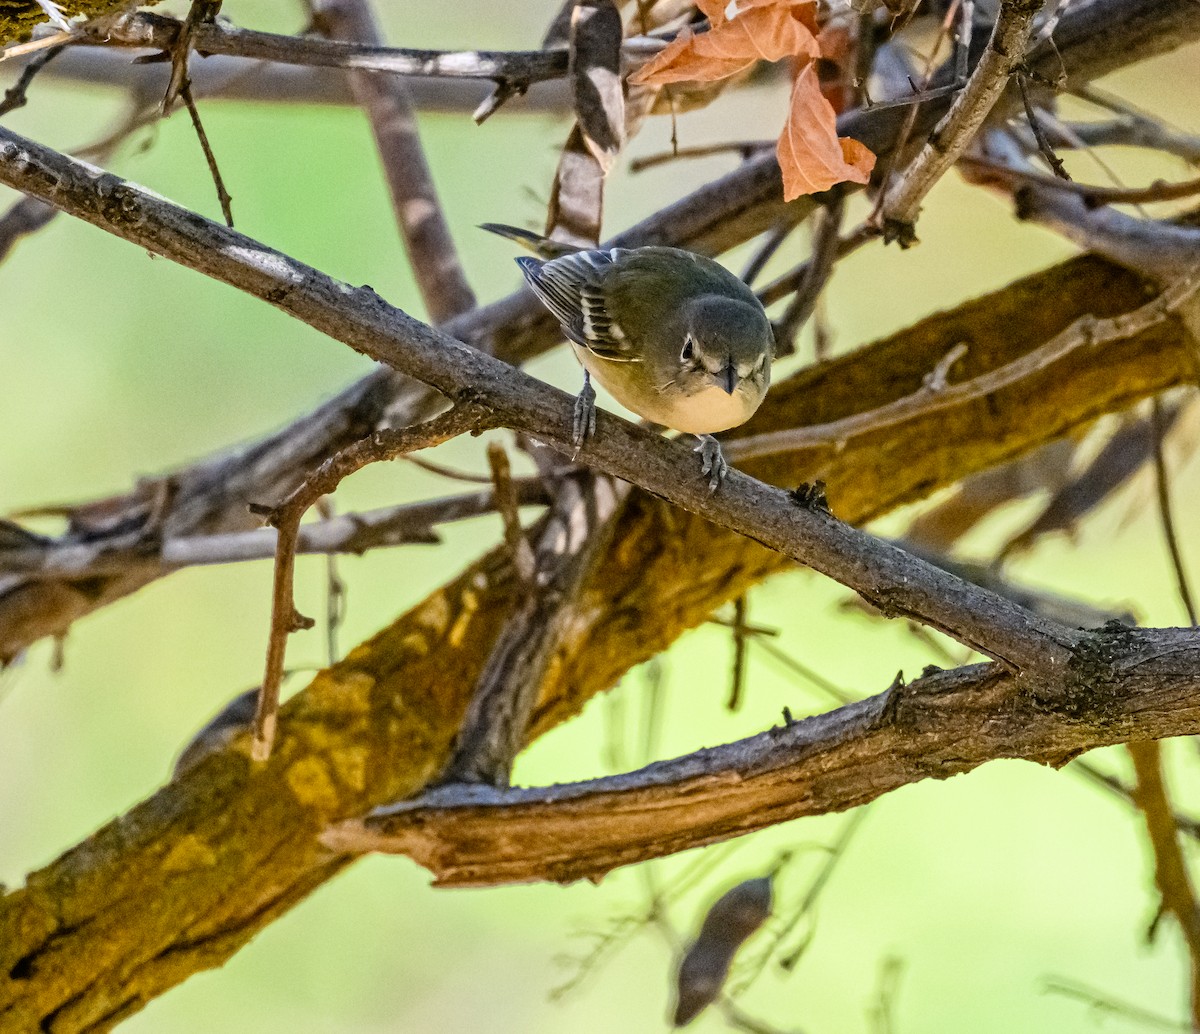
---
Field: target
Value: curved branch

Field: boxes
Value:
[325,627,1200,886]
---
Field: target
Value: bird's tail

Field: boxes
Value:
[479,223,585,259]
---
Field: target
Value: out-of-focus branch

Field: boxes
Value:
[878,0,1044,244]
[441,471,629,786]
[976,129,1200,283]
[0,481,551,577]
[1128,741,1200,1028]
[315,0,476,324]
[0,44,572,111]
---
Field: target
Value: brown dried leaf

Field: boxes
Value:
[777,63,875,199]
[630,1,820,86]
[546,123,605,248]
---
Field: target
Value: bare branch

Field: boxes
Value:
[76,11,571,85]
[441,472,629,786]
[253,404,492,760]
[324,628,1200,886]
[963,154,1200,207]
[1150,398,1198,626]
[0,126,1097,675]
[0,481,551,577]
[1,0,1196,666]
[879,0,1044,245]
[2,249,1198,1027]
[0,37,62,116]
[1,45,572,112]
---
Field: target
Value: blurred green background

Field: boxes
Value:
[2,2,1200,1031]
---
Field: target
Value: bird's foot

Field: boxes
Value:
[572,374,597,455]
[695,434,729,492]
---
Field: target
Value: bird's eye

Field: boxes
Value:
[680,336,695,363]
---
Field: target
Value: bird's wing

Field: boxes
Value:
[517,250,639,362]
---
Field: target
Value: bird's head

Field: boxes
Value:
[677,295,774,397]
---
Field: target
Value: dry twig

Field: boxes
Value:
[879,0,1044,244]
[252,404,491,760]
[1128,742,1200,1028]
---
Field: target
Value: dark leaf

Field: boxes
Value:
[673,876,773,1026]
[570,0,625,171]
[546,123,605,248]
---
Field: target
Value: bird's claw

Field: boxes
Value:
[572,376,597,456]
[695,434,728,492]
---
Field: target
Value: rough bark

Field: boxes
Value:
[1,250,1195,1033]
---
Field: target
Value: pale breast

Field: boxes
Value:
[573,345,762,434]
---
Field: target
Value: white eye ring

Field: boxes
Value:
[680,336,695,363]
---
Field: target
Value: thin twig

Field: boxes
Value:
[1016,70,1070,180]
[740,221,796,286]
[773,196,845,357]
[486,441,534,584]
[1073,760,1200,843]
[1042,976,1188,1032]
[314,497,345,666]
[727,595,751,711]
[1128,741,1200,1028]
[961,154,1200,206]
[732,809,869,994]
[756,221,878,309]
[879,0,1045,245]
[629,139,773,173]
[162,0,223,114]
[1150,397,1198,626]
[252,403,490,760]
[0,40,64,117]
[178,81,234,226]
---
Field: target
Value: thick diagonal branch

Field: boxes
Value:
[0,124,1087,672]
[879,0,1043,243]
[2,0,1197,663]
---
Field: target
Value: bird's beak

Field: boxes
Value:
[718,363,737,395]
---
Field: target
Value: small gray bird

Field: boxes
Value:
[483,224,774,489]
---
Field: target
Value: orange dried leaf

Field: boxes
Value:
[696,0,730,26]
[776,63,875,199]
[630,1,820,86]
